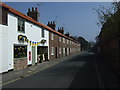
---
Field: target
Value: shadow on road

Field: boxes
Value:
[68,53,100,88]
[68,53,120,88]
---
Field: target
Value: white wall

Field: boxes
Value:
[0,24,8,73]
[0,12,49,73]
[0,25,2,73]
[25,21,49,65]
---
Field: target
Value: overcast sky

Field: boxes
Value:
[4,2,112,42]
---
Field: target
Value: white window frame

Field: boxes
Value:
[51,33,54,40]
[70,40,71,44]
[59,36,61,42]
[63,48,65,54]
[67,39,69,44]
[63,38,65,43]
[51,47,54,55]
[59,47,61,54]
[41,28,45,38]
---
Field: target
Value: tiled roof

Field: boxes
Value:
[1,2,79,43]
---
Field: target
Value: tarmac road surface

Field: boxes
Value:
[2,52,119,88]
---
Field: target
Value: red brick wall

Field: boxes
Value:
[101,37,119,71]
[49,31,81,60]
[14,57,27,70]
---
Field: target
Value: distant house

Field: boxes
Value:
[0,3,81,73]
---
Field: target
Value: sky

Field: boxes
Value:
[4,2,112,42]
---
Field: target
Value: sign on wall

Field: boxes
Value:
[18,34,46,46]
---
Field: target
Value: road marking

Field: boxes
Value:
[93,56,105,90]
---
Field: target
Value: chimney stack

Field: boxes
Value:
[58,27,64,34]
[47,21,56,30]
[65,32,70,37]
[27,7,40,21]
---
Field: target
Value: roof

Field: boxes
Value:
[1,2,79,43]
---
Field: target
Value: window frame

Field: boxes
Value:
[18,18,25,33]
[41,27,45,38]
[14,45,27,59]
[51,33,54,40]
[63,38,65,43]
[59,47,61,54]
[59,36,61,42]
[51,47,54,55]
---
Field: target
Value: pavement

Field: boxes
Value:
[1,53,80,86]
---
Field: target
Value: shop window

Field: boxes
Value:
[14,45,27,58]
[18,18,25,33]
[42,28,45,38]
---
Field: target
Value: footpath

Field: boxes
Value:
[1,53,80,86]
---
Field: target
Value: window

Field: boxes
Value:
[0,7,8,25]
[42,28,45,38]
[67,40,69,44]
[63,38,65,43]
[59,36,61,42]
[59,47,61,54]
[70,41,71,44]
[51,33,54,40]
[14,45,27,58]
[63,48,65,54]
[51,47,54,55]
[18,18,25,33]
[67,48,69,55]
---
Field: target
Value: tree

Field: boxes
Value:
[78,36,89,51]
[94,2,120,27]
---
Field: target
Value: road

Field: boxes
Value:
[2,52,119,88]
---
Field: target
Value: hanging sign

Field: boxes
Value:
[18,35,47,46]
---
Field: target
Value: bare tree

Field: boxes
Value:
[94,2,120,27]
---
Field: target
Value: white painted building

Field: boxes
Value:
[0,3,49,73]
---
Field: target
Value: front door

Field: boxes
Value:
[65,48,67,56]
[32,46,36,65]
[55,47,57,58]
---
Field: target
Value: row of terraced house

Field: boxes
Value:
[0,3,81,73]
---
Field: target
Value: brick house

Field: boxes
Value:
[47,22,80,60]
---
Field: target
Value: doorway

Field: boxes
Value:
[65,48,67,56]
[55,47,57,58]
[37,46,48,62]
[32,46,36,65]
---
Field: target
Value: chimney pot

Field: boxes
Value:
[32,7,34,11]
[53,21,55,24]
[61,27,64,30]
[51,21,52,24]
[35,7,38,12]
[28,8,30,12]
[48,21,50,24]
